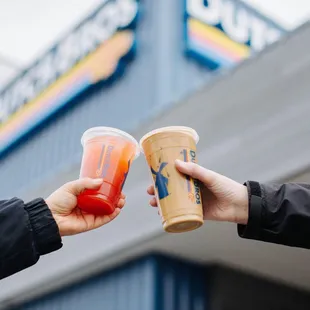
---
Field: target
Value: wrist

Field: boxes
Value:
[45,199,65,236]
[233,184,249,225]
[50,214,65,236]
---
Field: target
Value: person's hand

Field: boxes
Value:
[46,178,125,236]
[147,160,249,225]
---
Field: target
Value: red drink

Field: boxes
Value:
[78,127,140,215]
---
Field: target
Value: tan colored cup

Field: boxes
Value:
[140,126,203,233]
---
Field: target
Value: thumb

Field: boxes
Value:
[175,160,219,187]
[65,178,103,195]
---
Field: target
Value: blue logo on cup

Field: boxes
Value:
[121,159,131,190]
[151,162,169,200]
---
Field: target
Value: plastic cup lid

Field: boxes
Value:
[139,126,199,152]
[81,127,140,159]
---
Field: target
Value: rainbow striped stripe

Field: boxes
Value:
[186,18,251,69]
[0,31,135,154]
[182,149,192,193]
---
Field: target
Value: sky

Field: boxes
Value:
[0,0,309,88]
[243,0,310,29]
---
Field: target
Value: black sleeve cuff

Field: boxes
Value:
[237,181,263,240]
[25,198,63,255]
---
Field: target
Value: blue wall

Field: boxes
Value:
[18,255,208,310]
[0,0,214,198]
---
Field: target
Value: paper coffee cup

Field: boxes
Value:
[140,126,203,233]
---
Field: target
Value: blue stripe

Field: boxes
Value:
[183,149,191,193]
[0,76,92,152]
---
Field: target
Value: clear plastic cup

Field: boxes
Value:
[78,127,140,215]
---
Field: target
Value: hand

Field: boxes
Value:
[148,160,249,225]
[46,178,125,236]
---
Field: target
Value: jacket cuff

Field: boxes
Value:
[25,198,62,255]
[237,181,263,240]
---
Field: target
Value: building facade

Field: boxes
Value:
[2,0,310,309]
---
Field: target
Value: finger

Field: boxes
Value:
[108,208,121,221]
[117,198,126,209]
[92,208,121,229]
[149,197,158,207]
[65,178,103,195]
[147,185,155,196]
[120,192,126,200]
[175,160,218,187]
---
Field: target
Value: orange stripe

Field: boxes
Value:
[0,31,135,134]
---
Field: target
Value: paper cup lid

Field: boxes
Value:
[81,127,140,159]
[139,126,199,152]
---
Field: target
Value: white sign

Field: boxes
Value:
[187,0,284,51]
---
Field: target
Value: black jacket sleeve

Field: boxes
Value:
[0,198,62,279]
[238,181,310,249]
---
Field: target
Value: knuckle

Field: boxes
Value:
[65,179,83,193]
[190,163,199,175]
[64,181,73,190]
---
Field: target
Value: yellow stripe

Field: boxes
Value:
[188,18,250,57]
[0,51,92,131]
[0,31,134,132]
[99,146,107,172]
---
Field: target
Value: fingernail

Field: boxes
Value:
[175,159,185,166]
